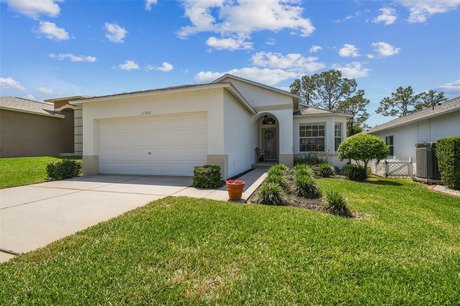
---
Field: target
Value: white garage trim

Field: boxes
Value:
[99,112,207,176]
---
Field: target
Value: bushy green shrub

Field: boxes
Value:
[267,164,288,177]
[294,153,326,166]
[46,159,82,180]
[337,134,389,169]
[294,164,313,178]
[343,164,368,181]
[436,137,460,190]
[256,182,288,205]
[323,189,351,217]
[266,174,288,189]
[192,165,223,189]
[313,162,334,178]
[295,176,321,199]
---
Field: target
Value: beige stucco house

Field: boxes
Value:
[69,74,351,178]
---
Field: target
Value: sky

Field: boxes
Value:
[1,0,460,126]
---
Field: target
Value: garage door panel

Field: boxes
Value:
[99,112,207,176]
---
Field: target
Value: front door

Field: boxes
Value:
[262,128,277,161]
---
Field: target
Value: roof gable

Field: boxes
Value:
[367,96,460,134]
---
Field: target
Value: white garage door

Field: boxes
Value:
[99,112,207,176]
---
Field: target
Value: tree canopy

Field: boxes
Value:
[339,90,370,136]
[337,134,390,169]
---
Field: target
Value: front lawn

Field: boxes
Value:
[0,156,81,189]
[1,178,459,304]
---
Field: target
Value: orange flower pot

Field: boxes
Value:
[226,180,245,201]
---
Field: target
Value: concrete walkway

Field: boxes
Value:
[0,169,267,263]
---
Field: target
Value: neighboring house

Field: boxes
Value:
[0,96,75,157]
[365,96,460,174]
[69,74,351,178]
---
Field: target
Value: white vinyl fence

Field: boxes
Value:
[370,159,414,178]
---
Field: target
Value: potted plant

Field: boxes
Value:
[225,179,245,201]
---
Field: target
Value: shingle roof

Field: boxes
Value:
[366,96,460,134]
[70,84,209,102]
[294,105,352,117]
[0,96,63,118]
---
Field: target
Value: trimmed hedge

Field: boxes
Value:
[46,159,82,180]
[343,164,368,181]
[436,137,460,190]
[192,165,223,189]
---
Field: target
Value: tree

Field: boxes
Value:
[376,86,423,117]
[415,90,447,111]
[339,90,370,136]
[337,134,390,171]
[290,70,357,111]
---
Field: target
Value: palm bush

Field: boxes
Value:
[256,182,288,205]
[295,176,321,199]
[313,162,334,178]
[294,164,313,178]
[267,164,288,177]
[266,174,288,189]
[323,189,351,217]
[343,164,368,181]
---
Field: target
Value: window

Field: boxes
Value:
[385,136,394,156]
[299,122,325,152]
[334,122,343,151]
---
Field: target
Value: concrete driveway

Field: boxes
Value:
[0,175,192,262]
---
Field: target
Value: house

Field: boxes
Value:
[0,96,75,157]
[365,96,460,174]
[69,74,351,178]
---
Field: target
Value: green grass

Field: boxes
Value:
[1,178,459,304]
[0,156,81,189]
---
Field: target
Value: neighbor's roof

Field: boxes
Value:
[69,82,256,115]
[366,96,460,134]
[294,105,352,117]
[213,74,299,99]
[0,96,64,118]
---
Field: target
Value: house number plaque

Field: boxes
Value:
[141,110,152,116]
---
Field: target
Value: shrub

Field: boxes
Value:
[323,189,351,217]
[46,159,82,180]
[295,176,321,199]
[267,164,288,177]
[337,134,389,169]
[436,137,460,190]
[313,162,334,178]
[294,153,326,166]
[294,164,313,178]
[343,164,368,181]
[266,174,288,189]
[256,182,288,205]
[192,165,223,189]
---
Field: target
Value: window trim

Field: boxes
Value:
[385,135,394,156]
[299,122,326,152]
[334,122,343,152]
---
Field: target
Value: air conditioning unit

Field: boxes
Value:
[415,143,441,181]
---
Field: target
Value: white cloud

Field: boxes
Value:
[118,60,139,71]
[339,44,360,57]
[334,10,368,23]
[5,0,61,19]
[145,0,157,11]
[265,38,275,46]
[38,21,69,41]
[38,87,54,94]
[206,36,253,50]
[367,54,375,59]
[251,51,324,73]
[332,62,370,78]
[439,79,460,96]
[0,77,25,91]
[104,22,127,43]
[178,0,315,39]
[373,7,397,25]
[195,67,297,85]
[156,62,174,72]
[49,53,96,62]
[372,42,400,57]
[309,45,322,53]
[25,94,37,100]
[395,0,460,23]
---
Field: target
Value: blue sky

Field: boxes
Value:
[1,0,460,126]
